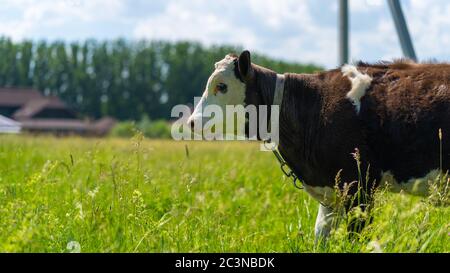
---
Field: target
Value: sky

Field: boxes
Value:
[0,0,449,68]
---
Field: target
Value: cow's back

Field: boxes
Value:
[358,62,450,182]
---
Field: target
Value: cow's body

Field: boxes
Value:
[188,51,450,240]
[279,61,450,196]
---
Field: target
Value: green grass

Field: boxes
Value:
[0,135,448,253]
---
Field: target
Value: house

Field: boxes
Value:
[0,88,43,117]
[0,87,116,136]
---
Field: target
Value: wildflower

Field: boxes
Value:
[75,202,84,220]
[132,190,143,205]
[367,240,383,253]
[66,241,81,253]
[351,148,360,162]
[88,186,99,199]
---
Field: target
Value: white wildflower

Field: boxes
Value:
[88,186,100,199]
[367,240,383,253]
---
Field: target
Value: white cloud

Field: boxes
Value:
[350,0,384,13]
[247,0,311,30]
[348,0,450,65]
[0,0,125,40]
[133,0,337,67]
[0,0,448,68]
[406,0,450,62]
[350,17,401,63]
[242,0,338,65]
[133,1,259,48]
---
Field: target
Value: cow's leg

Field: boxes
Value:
[314,204,337,243]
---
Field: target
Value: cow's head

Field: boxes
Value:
[187,50,260,137]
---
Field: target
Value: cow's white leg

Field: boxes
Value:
[314,204,336,243]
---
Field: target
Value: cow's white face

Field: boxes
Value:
[187,54,246,134]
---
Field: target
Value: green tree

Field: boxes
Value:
[0,38,323,120]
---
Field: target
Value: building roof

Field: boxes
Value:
[13,96,74,120]
[0,87,43,106]
[0,87,115,136]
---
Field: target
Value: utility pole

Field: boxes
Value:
[339,0,349,66]
[387,0,417,61]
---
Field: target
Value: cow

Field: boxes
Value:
[187,50,450,241]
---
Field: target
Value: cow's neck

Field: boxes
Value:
[251,65,321,135]
[253,67,322,183]
[250,65,278,106]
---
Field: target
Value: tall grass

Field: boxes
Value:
[0,135,448,252]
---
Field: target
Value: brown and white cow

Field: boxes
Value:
[187,50,450,240]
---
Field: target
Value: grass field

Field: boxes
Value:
[0,135,448,253]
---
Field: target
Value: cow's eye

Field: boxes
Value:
[215,83,228,94]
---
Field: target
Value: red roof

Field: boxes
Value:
[13,96,73,120]
[0,87,43,106]
[0,87,115,136]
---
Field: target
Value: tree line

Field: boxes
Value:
[0,37,322,120]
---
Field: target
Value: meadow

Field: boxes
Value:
[0,135,448,253]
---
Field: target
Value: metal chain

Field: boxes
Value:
[263,141,335,208]
[264,140,303,190]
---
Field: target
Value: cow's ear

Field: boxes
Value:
[238,50,254,81]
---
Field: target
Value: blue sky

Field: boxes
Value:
[0,0,449,68]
